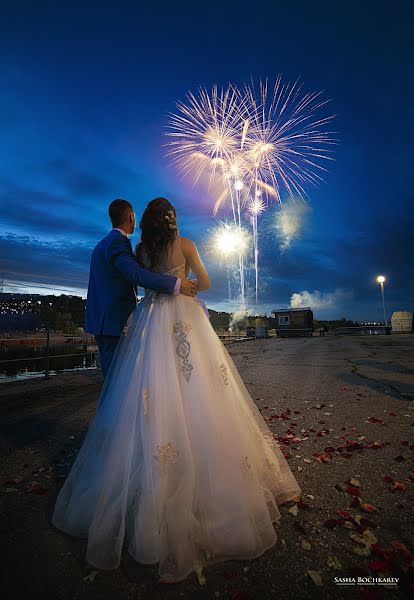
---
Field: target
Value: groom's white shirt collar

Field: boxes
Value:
[113,227,130,239]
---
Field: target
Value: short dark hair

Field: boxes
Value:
[108,199,133,227]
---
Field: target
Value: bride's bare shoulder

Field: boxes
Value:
[179,236,197,254]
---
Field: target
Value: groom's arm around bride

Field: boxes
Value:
[84,199,196,378]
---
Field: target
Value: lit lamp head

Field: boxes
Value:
[376,275,386,284]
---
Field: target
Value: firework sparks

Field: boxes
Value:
[166,78,336,304]
[210,222,251,303]
[211,222,251,259]
[166,85,248,187]
[243,77,336,203]
[246,196,266,216]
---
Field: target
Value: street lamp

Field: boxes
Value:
[376,275,387,326]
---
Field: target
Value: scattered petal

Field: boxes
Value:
[353,545,371,556]
[327,556,342,570]
[230,591,251,600]
[355,515,377,528]
[391,541,409,553]
[2,476,24,486]
[288,505,299,516]
[351,530,377,547]
[300,537,312,551]
[324,518,341,529]
[223,570,238,580]
[368,560,390,572]
[336,509,353,520]
[307,570,323,587]
[195,564,206,586]
[360,503,376,513]
[83,571,99,583]
[26,482,48,495]
[345,486,360,496]
[393,481,406,491]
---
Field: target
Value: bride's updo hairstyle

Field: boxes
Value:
[138,197,178,269]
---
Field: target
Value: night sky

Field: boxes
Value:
[1,1,413,320]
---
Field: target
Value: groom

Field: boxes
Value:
[85,198,196,378]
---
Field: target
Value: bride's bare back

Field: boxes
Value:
[137,236,210,292]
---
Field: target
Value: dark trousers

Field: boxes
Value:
[95,335,120,379]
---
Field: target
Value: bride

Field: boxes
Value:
[52,197,301,583]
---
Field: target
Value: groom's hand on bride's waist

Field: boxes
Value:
[179,278,197,297]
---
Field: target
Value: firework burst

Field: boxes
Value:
[246,196,266,216]
[166,77,336,304]
[243,76,336,202]
[166,85,248,187]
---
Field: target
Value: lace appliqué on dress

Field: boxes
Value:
[172,321,193,382]
[218,362,229,386]
[240,455,254,479]
[154,442,179,475]
[142,389,149,415]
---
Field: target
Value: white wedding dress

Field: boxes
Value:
[52,263,301,583]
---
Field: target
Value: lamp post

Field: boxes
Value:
[376,275,387,326]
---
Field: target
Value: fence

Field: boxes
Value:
[334,325,392,336]
[1,323,270,382]
[0,322,98,380]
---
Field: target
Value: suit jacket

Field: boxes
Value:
[84,229,177,336]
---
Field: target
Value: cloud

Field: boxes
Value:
[0,234,91,295]
[290,288,354,316]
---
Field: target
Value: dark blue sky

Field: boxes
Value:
[0,0,413,320]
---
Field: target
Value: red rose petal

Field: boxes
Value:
[391,541,409,553]
[324,518,341,529]
[393,481,406,491]
[360,503,376,513]
[223,570,238,579]
[346,486,360,496]
[230,591,251,600]
[26,482,48,495]
[368,559,390,572]
[336,509,354,520]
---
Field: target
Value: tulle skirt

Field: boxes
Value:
[52,292,301,582]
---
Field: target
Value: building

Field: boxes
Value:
[272,307,314,337]
[245,316,272,338]
[391,311,413,333]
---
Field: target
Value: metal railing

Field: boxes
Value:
[0,321,98,380]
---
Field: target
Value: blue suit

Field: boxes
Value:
[85,229,177,377]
